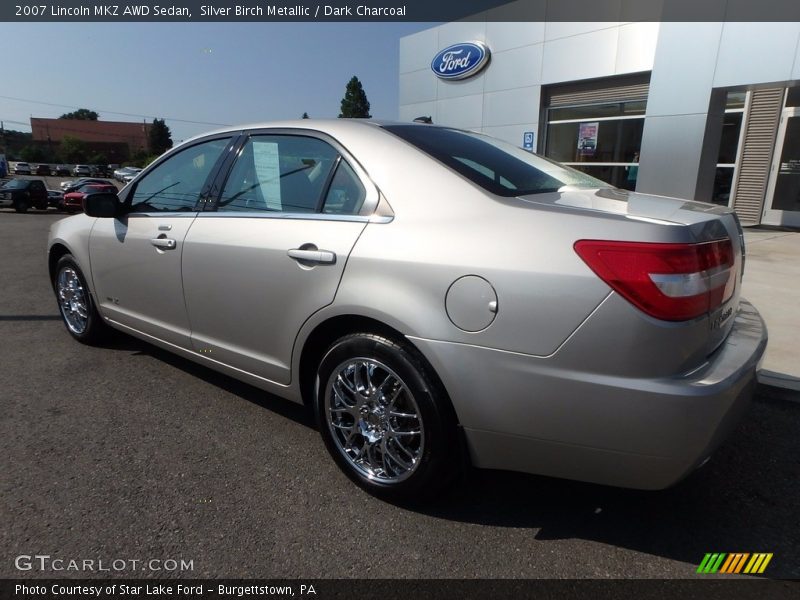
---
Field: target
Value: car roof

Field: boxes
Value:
[177,118,422,145]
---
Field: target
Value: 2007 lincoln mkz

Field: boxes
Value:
[47,120,767,501]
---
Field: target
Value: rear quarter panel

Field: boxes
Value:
[331,125,699,357]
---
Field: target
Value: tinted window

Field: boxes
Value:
[219,136,338,213]
[384,125,607,196]
[323,160,366,215]
[130,138,229,212]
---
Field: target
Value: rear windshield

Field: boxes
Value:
[383,125,609,197]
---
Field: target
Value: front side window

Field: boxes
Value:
[218,136,339,213]
[129,138,230,212]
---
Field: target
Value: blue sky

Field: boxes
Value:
[1,22,434,142]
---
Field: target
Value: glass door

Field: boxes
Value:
[763,107,800,226]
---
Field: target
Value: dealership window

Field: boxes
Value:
[544,99,645,190]
[711,91,748,206]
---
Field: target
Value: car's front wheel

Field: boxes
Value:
[14,199,28,213]
[53,254,109,344]
[315,333,461,502]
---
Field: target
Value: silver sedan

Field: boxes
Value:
[47,120,767,501]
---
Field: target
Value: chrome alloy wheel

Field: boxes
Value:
[56,267,89,334]
[325,358,425,483]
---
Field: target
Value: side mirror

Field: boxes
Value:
[83,192,122,218]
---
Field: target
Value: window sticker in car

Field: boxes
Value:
[252,141,282,211]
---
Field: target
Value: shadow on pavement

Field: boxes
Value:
[420,389,800,578]
[107,334,800,579]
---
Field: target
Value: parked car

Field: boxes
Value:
[47,120,767,502]
[0,178,48,211]
[54,165,71,176]
[47,189,65,210]
[73,165,91,177]
[60,178,112,194]
[35,164,52,176]
[61,183,117,213]
[91,165,113,178]
[14,162,32,175]
[113,166,139,182]
[121,168,142,184]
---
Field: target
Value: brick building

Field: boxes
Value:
[30,117,152,162]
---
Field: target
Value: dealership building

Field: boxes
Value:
[399,18,800,227]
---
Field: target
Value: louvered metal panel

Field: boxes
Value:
[545,74,650,107]
[731,88,784,225]
[548,83,650,107]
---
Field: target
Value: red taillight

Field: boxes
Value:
[574,239,735,321]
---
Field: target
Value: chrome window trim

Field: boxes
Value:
[193,211,392,224]
[126,212,199,218]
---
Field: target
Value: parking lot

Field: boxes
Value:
[0,210,798,579]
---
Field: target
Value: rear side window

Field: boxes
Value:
[218,136,338,213]
[383,125,608,196]
[129,138,230,212]
[323,160,366,215]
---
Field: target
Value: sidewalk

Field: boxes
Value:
[741,228,800,391]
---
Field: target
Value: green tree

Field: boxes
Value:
[129,149,150,168]
[59,135,88,163]
[87,152,109,166]
[148,118,173,155]
[302,112,310,119]
[59,108,99,120]
[20,145,46,162]
[338,76,371,118]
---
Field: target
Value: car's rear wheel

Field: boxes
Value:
[53,254,109,344]
[315,333,460,502]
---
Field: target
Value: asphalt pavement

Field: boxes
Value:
[0,210,798,580]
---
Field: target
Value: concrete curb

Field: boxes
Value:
[758,370,800,395]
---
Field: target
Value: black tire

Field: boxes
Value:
[53,254,109,345]
[14,199,28,213]
[315,333,460,503]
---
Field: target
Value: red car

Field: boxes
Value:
[61,183,117,213]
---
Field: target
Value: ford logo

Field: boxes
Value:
[431,41,491,81]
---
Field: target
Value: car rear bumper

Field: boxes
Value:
[409,299,767,489]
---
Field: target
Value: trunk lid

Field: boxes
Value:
[520,187,745,357]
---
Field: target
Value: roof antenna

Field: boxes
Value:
[413,116,433,124]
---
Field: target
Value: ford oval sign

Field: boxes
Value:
[431,42,491,81]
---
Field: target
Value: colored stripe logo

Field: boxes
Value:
[697,553,773,574]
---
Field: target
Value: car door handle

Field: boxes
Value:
[287,248,336,264]
[150,237,177,250]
